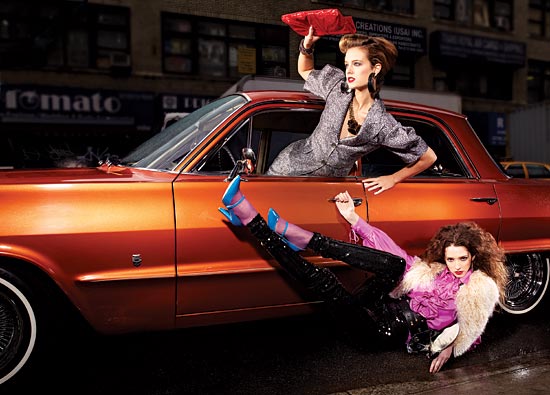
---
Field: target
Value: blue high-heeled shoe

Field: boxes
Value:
[222,175,242,207]
[218,207,242,226]
[267,208,302,251]
[219,176,244,226]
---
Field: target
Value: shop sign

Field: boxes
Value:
[237,47,257,75]
[161,94,215,112]
[489,112,506,146]
[0,84,155,131]
[354,18,427,55]
[430,31,525,67]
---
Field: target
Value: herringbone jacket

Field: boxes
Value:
[266,65,428,177]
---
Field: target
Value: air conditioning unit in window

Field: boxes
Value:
[110,53,131,68]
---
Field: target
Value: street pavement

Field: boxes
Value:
[2,303,549,395]
[331,349,550,394]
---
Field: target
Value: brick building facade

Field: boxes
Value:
[1,0,549,167]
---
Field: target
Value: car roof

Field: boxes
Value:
[238,90,467,120]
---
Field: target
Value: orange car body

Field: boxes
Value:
[1,91,549,339]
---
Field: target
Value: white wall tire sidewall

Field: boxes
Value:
[500,256,550,315]
[0,277,38,385]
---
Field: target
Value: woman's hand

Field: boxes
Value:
[304,25,321,48]
[363,148,437,195]
[429,345,453,374]
[298,26,321,80]
[362,175,396,195]
[333,191,359,226]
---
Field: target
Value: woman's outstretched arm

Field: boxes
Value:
[334,190,360,225]
[363,147,437,195]
[333,191,413,263]
[298,26,321,80]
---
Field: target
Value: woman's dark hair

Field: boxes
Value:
[339,34,398,97]
[421,222,508,302]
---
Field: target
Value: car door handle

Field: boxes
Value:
[327,198,363,207]
[470,197,498,205]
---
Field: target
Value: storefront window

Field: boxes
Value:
[165,18,192,33]
[198,22,226,37]
[67,30,89,68]
[47,39,64,67]
[473,0,490,27]
[312,0,415,14]
[0,1,130,70]
[390,62,414,88]
[163,16,192,74]
[529,0,550,38]
[97,30,127,50]
[493,0,513,30]
[528,60,550,103]
[434,0,454,20]
[446,68,513,100]
[162,14,288,78]
[228,25,255,39]
[433,0,513,31]
[97,12,127,27]
[164,56,192,73]
[198,38,226,77]
[94,7,130,70]
[430,30,523,100]
[165,38,192,56]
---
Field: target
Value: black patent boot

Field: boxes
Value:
[247,216,401,349]
[307,233,406,283]
[307,233,407,309]
[247,215,355,305]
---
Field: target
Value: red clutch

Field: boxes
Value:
[281,9,356,36]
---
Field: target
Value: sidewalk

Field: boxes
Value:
[331,349,550,394]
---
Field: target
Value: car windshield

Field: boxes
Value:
[122,95,248,171]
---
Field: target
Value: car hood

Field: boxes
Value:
[0,166,177,185]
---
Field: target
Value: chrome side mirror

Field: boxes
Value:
[226,148,257,181]
[241,148,256,174]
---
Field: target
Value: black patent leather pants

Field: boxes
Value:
[247,214,412,347]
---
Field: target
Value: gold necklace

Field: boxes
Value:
[347,99,361,135]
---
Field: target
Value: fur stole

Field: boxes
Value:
[390,258,499,357]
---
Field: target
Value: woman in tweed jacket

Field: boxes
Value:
[219,179,508,373]
[267,27,437,195]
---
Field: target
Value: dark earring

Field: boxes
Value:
[367,73,376,93]
[340,81,351,93]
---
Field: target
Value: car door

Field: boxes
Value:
[359,113,501,258]
[172,104,368,327]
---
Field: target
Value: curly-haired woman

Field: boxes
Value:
[219,176,508,373]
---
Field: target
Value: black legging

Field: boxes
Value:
[247,214,412,347]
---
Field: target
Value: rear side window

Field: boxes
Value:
[361,117,468,178]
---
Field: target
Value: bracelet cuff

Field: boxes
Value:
[299,39,314,55]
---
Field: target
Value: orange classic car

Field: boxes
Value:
[1,91,549,385]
